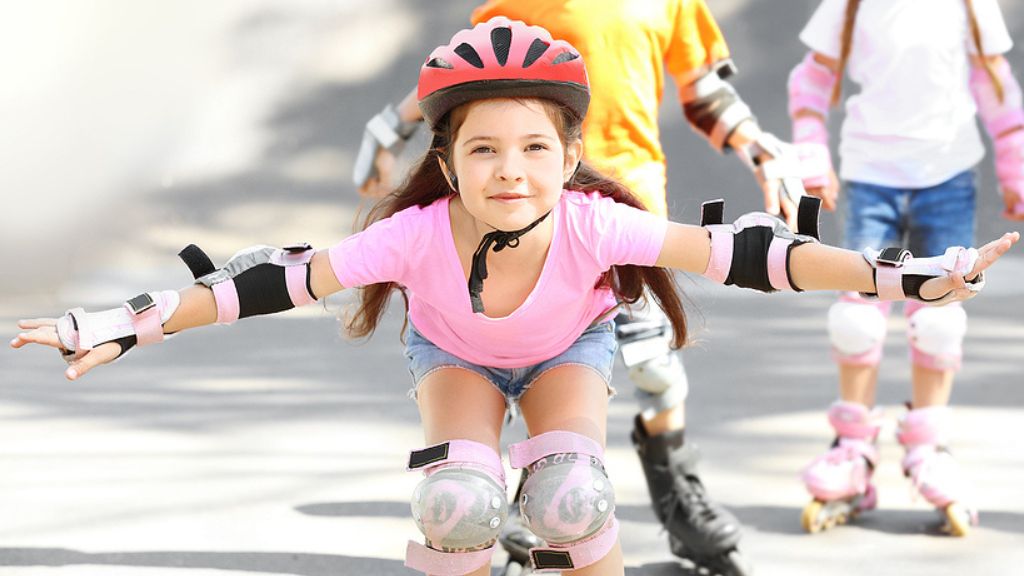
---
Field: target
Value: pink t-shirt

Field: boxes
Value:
[329,190,668,369]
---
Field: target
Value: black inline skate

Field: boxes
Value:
[632,416,752,576]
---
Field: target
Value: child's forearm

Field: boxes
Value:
[787,243,876,293]
[162,285,217,333]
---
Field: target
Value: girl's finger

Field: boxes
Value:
[17,318,58,329]
[66,344,121,380]
[967,232,1019,280]
[10,327,61,350]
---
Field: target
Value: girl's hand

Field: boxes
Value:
[1001,185,1024,221]
[918,232,1020,301]
[10,318,121,380]
[806,168,840,212]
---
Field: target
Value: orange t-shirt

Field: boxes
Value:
[471,0,729,216]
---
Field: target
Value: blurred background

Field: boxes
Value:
[2,1,1023,575]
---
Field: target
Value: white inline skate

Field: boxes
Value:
[897,405,979,536]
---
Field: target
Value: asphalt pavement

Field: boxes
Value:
[3,1,1023,574]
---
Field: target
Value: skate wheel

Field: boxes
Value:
[801,500,825,533]
[943,502,975,537]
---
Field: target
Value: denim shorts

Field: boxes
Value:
[842,170,977,257]
[403,320,618,413]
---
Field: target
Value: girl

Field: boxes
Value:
[13,17,1017,575]
[352,2,815,573]
[788,0,1023,536]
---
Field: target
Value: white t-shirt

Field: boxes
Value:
[800,0,1013,188]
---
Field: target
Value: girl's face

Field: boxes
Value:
[444,98,582,232]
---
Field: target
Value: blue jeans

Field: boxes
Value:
[403,321,618,414]
[843,170,977,256]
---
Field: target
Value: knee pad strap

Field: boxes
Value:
[529,517,620,573]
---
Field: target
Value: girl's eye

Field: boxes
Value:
[527,143,548,151]
[472,146,494,154]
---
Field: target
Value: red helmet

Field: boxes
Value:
[417,17,590,129]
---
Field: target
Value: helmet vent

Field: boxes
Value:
[425,57,454,70]
[551,51,580,65]
[522,38,549,68]
[491,27,512,66]
[454,42,485,68]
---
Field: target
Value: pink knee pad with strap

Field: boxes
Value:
[828,292,891,366]
[904,301,967,371]
[970,60,1024,215]
[509,431,618,573]
[405,440,508,576]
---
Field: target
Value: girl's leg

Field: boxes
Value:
[412,368,508,576]
[517,364,624,576]
[905,170,975,408]
[897,173,978,534]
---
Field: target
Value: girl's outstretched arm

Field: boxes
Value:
[12,248,345,380]
[656,215,1019,300]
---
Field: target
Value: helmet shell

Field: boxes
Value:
[418,17,590,129]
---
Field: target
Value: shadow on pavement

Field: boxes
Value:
[0,547,404,575]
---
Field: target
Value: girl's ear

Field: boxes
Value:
[437,156,459,192]
[564,139,583,184]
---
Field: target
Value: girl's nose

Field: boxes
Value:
[495,152,525,182]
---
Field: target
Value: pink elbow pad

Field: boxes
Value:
[788,53,836,121]
[970,60,1024,139]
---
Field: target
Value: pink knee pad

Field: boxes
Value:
[405,439,508,575]
[905,301,967,371]
[509,431,618,572]
[828,292,892,366]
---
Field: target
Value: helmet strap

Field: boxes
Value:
[468,210,551,314]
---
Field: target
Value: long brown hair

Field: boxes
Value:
[831,0,1003,105]
[345,98,688,349]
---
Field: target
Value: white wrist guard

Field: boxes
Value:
[861,247,985,304]
[736,132,808,205]
[352,103,421,187]
[55,290,181,363]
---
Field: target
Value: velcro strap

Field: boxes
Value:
[767,237,796,291]
[212,281,240,325]
[702,224,735,284]
[407,439,505,482]
[872,247,909,300]
[404,541,494,576]
[699,199,725,226]
[529,517,619,572]
[125,293,164,346]
[508,431,603,470]
[177,244,217,279]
